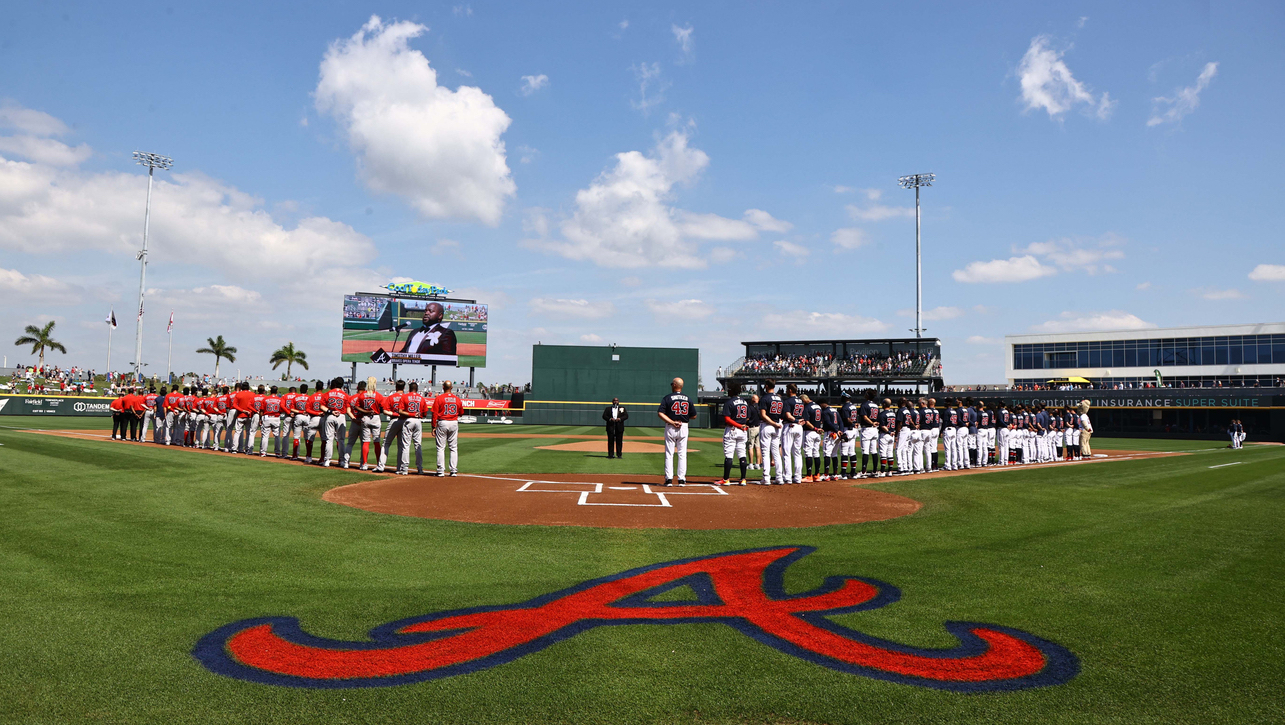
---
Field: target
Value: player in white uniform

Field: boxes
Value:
[838,393,860,479]
[658,377,694,486]
[716,394,751,485]
[757,381,786,485]
[858,391,880,478]
[780,384,805,484]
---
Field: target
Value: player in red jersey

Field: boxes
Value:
[245,385,267,454]
[181,386,198,446]
[374,380,406,473]
[278,386,298,458]
[110,391,127,440]
[287,383,310,460]
[431,381,462,476]
[304,381,327,463]
[258,386,283,457]
[213,387,231,451]
[321,378,350,467]
[397,381,427,475]
[163,387,183,445]
[126,387,147,441]
[141,387,161,443]
[340,379,382,470]
[228,382,257,454]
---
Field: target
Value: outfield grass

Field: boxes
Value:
[1,424,1281,723]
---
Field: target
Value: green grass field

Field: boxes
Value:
[1,421,1281,723]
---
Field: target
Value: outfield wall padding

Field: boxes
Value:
[527,344,701,426]
[0,394,114,416]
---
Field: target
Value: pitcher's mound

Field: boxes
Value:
[535,441,700,453]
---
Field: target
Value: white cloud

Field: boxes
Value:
[830,227,869,251]
[773,240,809,260]
[453,4,472,17]
[645,298,714,319]
[519,74,549,96]
[1022,235,1124,274]
[708,246,737,264]
[953,256,1057,283]
[832,185,855,194]
[631,62,668,114]
[455,68,472,77]
[1196,287,1245,301]
[529,298,616,320]
[967,335,1000,345]
[762,311,887,335]
[580,333,604,343]
[0,135,91,167]
[529,130,780,269]
[0,267,77,303]
[1031,311,1156,333]
[1136,281,1152,290]
[314,16,515,225]
[516,145,539,164]
[432,239,464,258]
[619,19,629,30]
[845,201,914,222]
[672,24,694,60]
[1248,264,1285,282]
[1148,62,1218,127]
[898,306,963,321]
[0,101,69,136]
[1017,35,1114,120]
[743,208,793,233]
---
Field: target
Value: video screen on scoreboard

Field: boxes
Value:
[341,295,488,368]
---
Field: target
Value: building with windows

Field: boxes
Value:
[1006,323,1285,389]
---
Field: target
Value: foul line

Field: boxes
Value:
[1208,461,1244,469]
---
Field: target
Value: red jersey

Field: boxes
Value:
[217,394,229,413]
[382,391,404,415]
[324,388,348,414]
[294,393,311,414]
[349,390,381,416]
[400,392,427,418]
[251,394,266,413]
[232,390,257,416]
[183,393,197,412]
[165,391,182,411]
[432,393,462,422]
[144,392,159,410]
[110,397,125,412]
[205,397,220,415]
[305,391,325,415]
[282,392,298,414]
[263,395,283,415]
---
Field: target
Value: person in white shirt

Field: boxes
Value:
[1077,400,1094,457]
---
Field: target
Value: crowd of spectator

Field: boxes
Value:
[834,351,932,376]
[736,353,833,377]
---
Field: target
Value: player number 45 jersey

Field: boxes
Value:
[659,393,692,423]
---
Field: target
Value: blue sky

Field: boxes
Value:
[2,1,1283,386]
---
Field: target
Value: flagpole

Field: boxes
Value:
[107,324,113,382]
[166,310,174,385]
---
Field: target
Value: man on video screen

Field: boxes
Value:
[400,302,457,356]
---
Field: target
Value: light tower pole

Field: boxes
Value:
[897,172,935,339]
[131,151,173,383]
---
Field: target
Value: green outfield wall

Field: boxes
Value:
[0,394,114,416]
[525,345,706,426]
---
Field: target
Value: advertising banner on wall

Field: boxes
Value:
[0,395,115,416]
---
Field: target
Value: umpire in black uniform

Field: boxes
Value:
[603,397,628,458]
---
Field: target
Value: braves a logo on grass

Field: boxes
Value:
[193,547,1078,692]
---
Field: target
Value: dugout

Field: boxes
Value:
[524,344,706,427]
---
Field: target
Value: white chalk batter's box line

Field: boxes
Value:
[468,474,729,507]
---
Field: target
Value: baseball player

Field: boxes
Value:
[894,398,915,475]
[839,392,859,479]
[800,395,822,481]
[141,387,160,443]
[216,386,233,451]
[340,379,382,470]
[656,377,693,486]
[244,386,266,454]
[303,381,327,463]
[910,399,927,473]
[924,397,941,471]
[942,400,959,470]
[995,402,1011,466]
[757,381,785,485]
[162,387,181,445]
[717,394,751,485]
[227,382,256,454]
[432,380,463,476]
[321,378,349,467]
[975,401,991,467]
[276,386,297,458]
[397,381,427,475]
[746,394,761,471]
[375,380,406,473]
[259,386,283,457]
[876,398,897,477]
[780,384,805,484]
[859,390,880,478]
[820,399,844,480]
[109,391,126,440]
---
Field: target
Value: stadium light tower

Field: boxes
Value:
[898,172,935,339]
[131,151,173,383]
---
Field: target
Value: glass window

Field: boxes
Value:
[1229,345,1242,365]
[1216,344,1229,365]
[1259,343,1272,364]
[1243,345,1258,365]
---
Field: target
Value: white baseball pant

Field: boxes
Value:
[378,418,405,472]
[399,418,423,474]
[759,424,784,484]
[860,427,878,455]
[722,426,747,460]
[322,413,347,464]
[259,415,281,455]
[436,419,459,474]
[782,423,803,483]
[803,430,822,458]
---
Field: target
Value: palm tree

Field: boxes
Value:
[14,320,67,372]
[270,342,309,379]
[196,335,237,378]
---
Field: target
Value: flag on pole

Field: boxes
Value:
[137,300,145,320]
[167,310,174,333]
[106,309,117,329]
